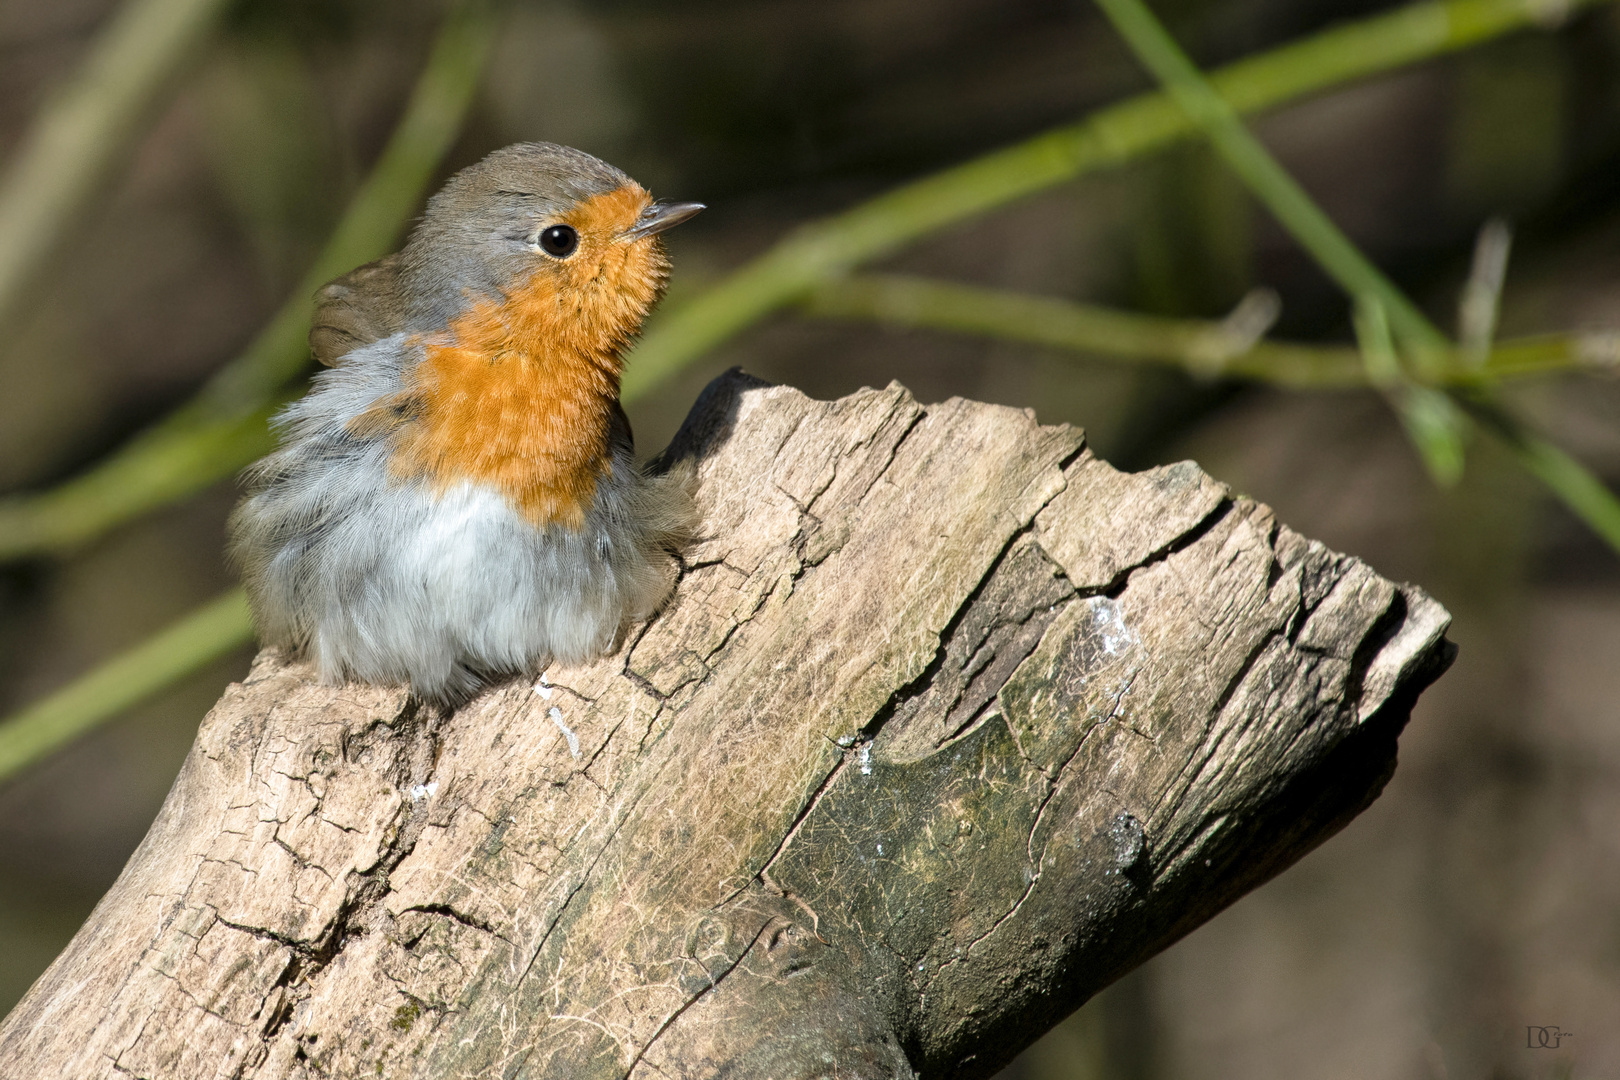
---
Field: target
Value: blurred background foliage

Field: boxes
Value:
[1,0,1619,1076]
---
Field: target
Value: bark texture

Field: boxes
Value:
[0,372,1455,1079]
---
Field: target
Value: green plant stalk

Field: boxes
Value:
[0,0,1596,558]
[1354,293,1467,483]
[0,400,287,560]
[9,284,1601,787]
[3,0,1615,782]
[1092,0,1452,357]
[1091,0,1470,482]
[1352,292,1403,390]
[1461,398,1620,550]
[0,0,233,331]
[622,0,1611,403]
[0,2,496,561]
[802,274,1597,387]
[0,589,251,786]
[1097,0,1620,546]
[196,0,497,415]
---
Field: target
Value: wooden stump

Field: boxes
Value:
[0,372,1454,1079]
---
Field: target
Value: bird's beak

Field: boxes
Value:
[622,201,705,241]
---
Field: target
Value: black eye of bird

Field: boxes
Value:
[538,224,579,258]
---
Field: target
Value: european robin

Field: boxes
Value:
[228,142,703,705]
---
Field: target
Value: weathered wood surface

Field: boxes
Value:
[0,371,1454,1079]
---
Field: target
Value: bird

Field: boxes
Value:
[228,142,703,707]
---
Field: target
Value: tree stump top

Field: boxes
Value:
[0,372,1453,1079]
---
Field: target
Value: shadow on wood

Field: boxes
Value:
[0,371,1454,1079]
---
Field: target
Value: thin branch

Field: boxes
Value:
[1094,0,1451,355]
[193,0,498,415]
[621,0,1613,402]
[1092,0,1471,485]
[1460,396,1620,551]
[1094,0,1620,545]
[0,0,232,331]
[799,274,1605,387]
[1459,218,1513,366]
[1353,293,1467,483]
[0,0,1597,561]
[0,399,285,561]
[0,589,250,786]
[0,1,497,561]
[1,0,1611,783]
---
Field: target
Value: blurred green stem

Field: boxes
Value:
[0,0,232,332]
[802,274,1603,387]
[0,590,251,786]
[1092,0,1451,356]
[3,0,1616,783]
[0,1,496,561]
[1461,397,1620,550]
[1092,0,1471,483]
[623,0,1615,402]
[195,1,496,415]
[1096,0,1620,542]
[0,0,1597,559]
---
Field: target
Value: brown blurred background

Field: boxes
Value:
[2,0,1618,1076]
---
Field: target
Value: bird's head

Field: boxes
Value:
[397,142,703,362]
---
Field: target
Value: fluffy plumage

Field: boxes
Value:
[229,143,699,705]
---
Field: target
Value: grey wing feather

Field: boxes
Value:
[309,252,408,367]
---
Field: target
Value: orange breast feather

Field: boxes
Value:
[382,184,668,528]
